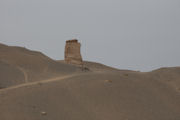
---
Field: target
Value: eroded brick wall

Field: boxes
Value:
[64,39,83,65]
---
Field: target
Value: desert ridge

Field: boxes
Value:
[0,41,180,120]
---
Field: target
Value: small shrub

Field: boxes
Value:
[105,80,112,83]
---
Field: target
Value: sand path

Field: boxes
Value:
[0,73,79,93]
[17,67,28,83]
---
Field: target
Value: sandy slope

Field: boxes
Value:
[0,43,81,88]
[0,43,180,120]
[0,71,180,120]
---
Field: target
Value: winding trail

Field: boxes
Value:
[0,73,79,93]
[17,67,28,83]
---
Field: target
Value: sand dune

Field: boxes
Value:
[0,43,180,120]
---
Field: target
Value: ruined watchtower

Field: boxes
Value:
[64,39,83,65]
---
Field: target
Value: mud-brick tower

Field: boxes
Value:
[64,39,83,65]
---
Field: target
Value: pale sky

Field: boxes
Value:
[0,0,180,71]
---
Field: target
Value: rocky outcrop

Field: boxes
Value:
[64,39,83,65]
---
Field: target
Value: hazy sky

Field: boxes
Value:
[0,0,180,71]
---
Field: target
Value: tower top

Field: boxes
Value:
[66,39,78,43]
